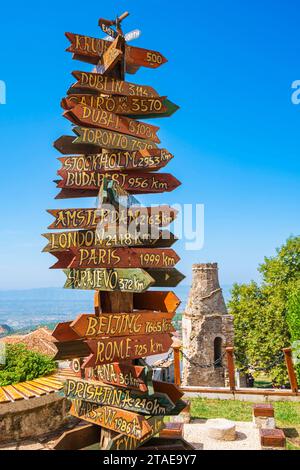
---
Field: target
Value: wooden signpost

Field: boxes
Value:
[70,71,159,97]
[42,229,177,252]
[53,310,175,339]
[70,399,152,439]
[66,32,167,70]
[63,268,155,292]
[57,169,181,194]
[83,333,173,367]
[46,11,189,451]
[108,416,165,450]
[47,205,177,229]
[101,36,123,73]
[63,103,161,142]
[64,378,175,415]
[50,247,180,269]
[57,149,174,172]
[62,95,177,119]
[72,126,158,151]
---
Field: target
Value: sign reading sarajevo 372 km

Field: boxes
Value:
[45,11,189,451]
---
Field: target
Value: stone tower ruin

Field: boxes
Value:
[182,263,234,387]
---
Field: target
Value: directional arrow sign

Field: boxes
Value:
[66,33,166,70]
[64,104,160,143]
[47,206,177,230]
[66,32,110,64]
[71,361,150,393]
[65,378,175,415]
[72,126,158,152]
[98,19,118,39]
[63,268,155,292]
[52,310,175,340]
[83,332,173,367]
[62,95,172,119]
[53,135,101,155]
[50,247,180,270]
[42,229,177,252]
[125,29,142,43]
[108,415,164,451]
[70,399,152,440]
[53,339,90,360]
[58,148,173,172]
[147,268,186,287]
[57,169,180,194]
[101,36,123,73]
[133,291,181,313]
[70,71,159,97]
[125,44,167,69]
[68,310,175,338]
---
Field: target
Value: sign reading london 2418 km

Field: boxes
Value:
[45,10,190,451]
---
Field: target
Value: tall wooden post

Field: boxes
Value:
[225,346,235,392]
[173,345,181,387]
[48,10,186,451]
[283,347,298,394]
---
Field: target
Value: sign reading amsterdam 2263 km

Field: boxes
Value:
[46,10,190,451]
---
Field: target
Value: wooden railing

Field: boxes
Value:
[173,345,299,396]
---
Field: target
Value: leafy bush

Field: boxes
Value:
[228,236,300,386]
[0,343,57,386]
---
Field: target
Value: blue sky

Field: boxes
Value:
[0,0,299,289]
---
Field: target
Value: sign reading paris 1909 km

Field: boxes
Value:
[45,11,190,451]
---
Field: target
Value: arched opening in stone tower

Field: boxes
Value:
[214,337,223,368]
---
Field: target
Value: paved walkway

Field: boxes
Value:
[184,420,261,450]
[0,420,261,450]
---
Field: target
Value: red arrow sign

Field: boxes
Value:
[50,247,180,269]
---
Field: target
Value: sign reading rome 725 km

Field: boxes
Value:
[46,10,189,451]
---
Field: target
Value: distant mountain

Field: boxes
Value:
[0,324,13,337]
[0,285,233,332]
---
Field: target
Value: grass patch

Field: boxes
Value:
[189,397,300,450]
[190,397,253,422]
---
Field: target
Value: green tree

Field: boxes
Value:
[0,343,57,386]
[286,280,300,382]
[228,236,300,386]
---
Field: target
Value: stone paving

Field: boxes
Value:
[184,420,261,450]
